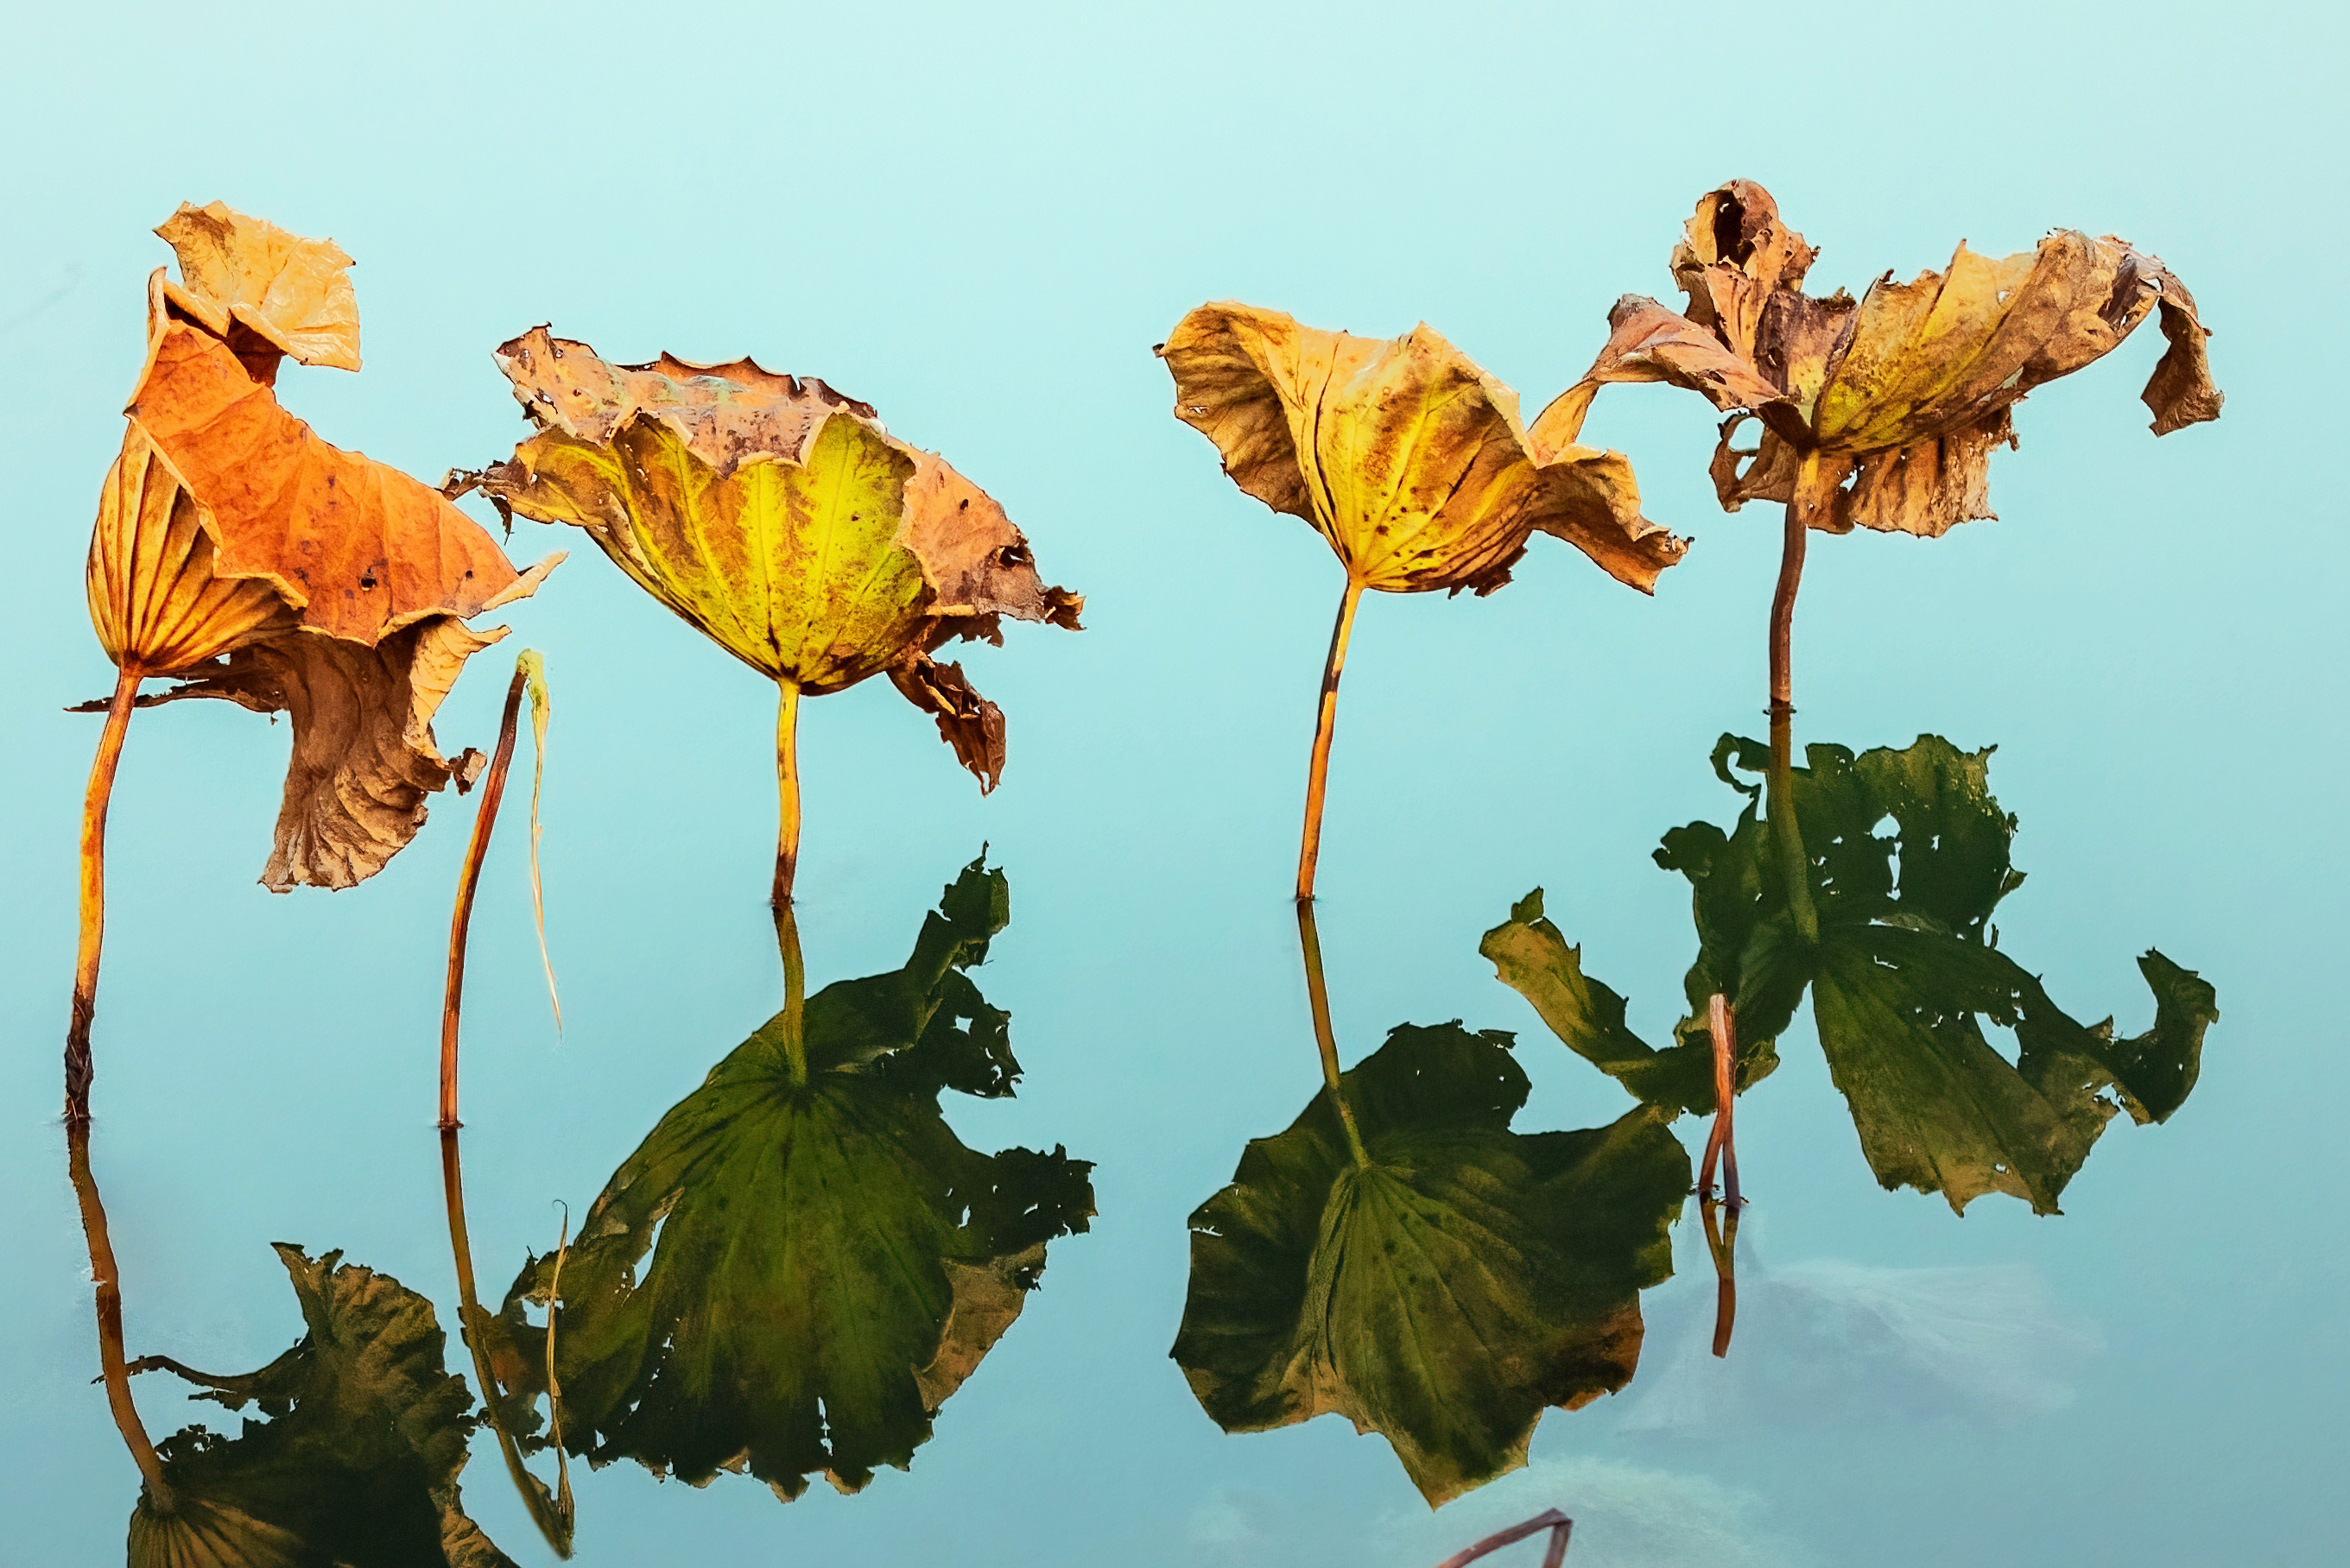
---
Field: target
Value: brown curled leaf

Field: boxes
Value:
[1607,180,2221,536]
[132,618,510,889]
[889,649,1007,793]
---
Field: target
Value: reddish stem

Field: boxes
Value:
[440,668,529,1129]
[1698,992,1743,1358]
[1431,1508,1574,1568]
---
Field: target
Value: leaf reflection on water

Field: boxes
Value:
[123,1245,515,1568]
[1173,903,1690,1508]
[1493,733,2218,1217]
[492,857,1097,1503]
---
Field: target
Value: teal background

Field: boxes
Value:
[2,1,2340,1562]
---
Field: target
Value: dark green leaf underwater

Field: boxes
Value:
[1173,1021,1689,1507]
[497,857,1094,1502]
[128,1245,512,1568]
[1485,735,2218,1215]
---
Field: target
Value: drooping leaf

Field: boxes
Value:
[1557,734,2219,1215]
[464,327,1080,791]
[1156,302,1686,596]
[497,858,1093,1501]
[1560,180,2222,539]
[126,1245,514,1568]
[83,204,558,889]
[1172,1021,1688,1506]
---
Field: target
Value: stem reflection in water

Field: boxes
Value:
[67,1118,172,1512]
[440,1128,574,1556]
[435,648,573,1552]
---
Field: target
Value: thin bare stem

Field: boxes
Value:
[440,668,530,1130]
[1701,1195,1740,1360]
[1696,992,1743,1358]
[67,663,143,1125]
[772,680,803,910]
[775,900,808,1089]
[1696,994,1741,1207]
[1430,1508,1574,1568]
[440,1128,573,1556]
[1296,579,1365,902]
[1295,900,1370,1167]
[1769,456,1821,945]
[68,1119,172,1510]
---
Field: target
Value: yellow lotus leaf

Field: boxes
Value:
[1157,301,1685,900]
[1157,301,1683,595]
[462,327,1082,902]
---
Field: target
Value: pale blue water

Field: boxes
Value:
[3,3,2343,1564]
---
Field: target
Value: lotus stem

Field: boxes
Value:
[1701,1193,1740,1360]
[66,663,143,1125]
[776,900,808,1089]
[1695,991,1743,1358]
[1430,1508,1574,1568]
[772,680,803,909]
[440,667,530,1130]
[1296,579,1365,903]
[1769,458,1821,945]
[1695,993,1741,1208]
[440,1127,573,1557]
[68,1118,172,1511]
[1295,900,1369,1167]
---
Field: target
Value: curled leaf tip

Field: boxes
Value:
[151,200,361,372]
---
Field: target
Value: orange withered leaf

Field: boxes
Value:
[67,203,557,1123]
[87,205,559,893]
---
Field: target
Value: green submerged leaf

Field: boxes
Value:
[128,1245,513,1568]
[1172,1021,1689,1507]
[1504,734,2218,1215]
[499,857,1094,1502]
